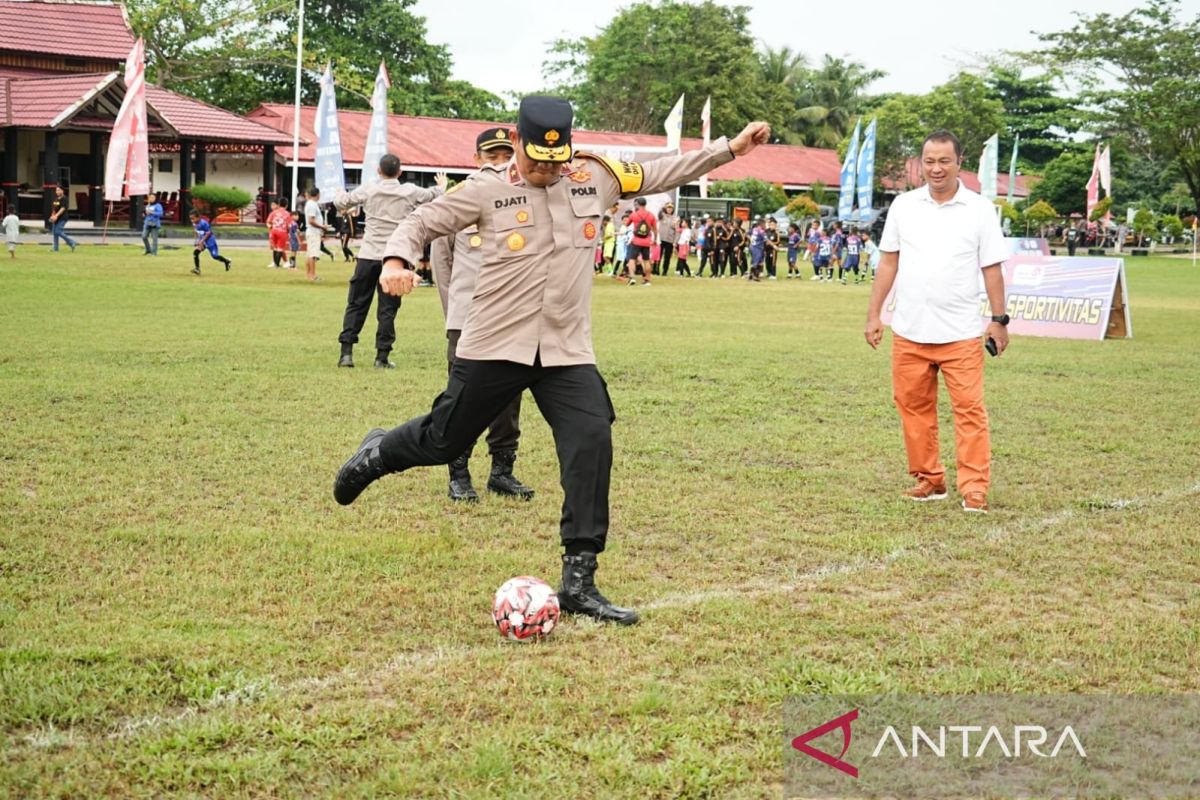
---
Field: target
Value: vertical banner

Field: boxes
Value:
[360,61,391,187]
[664,93,684,152]
[699,95,711,199]
[1098,144,1112,223]
[104,37,150,201]
[313,63,346,197]
[978,133,999,201]
[837,119,860,222]
[856,117,876,216]
[1006,132,1020,203]
[1085,143,1101,221]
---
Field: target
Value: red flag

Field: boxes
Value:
[104,38,150,201]
[1085,142,1100,221]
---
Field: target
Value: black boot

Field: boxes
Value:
[333,428,390,505]
[487,450,534,499]
[558,553,640,625]
[374,350,395,369]
[447,455,478,502]
[338,344,354,368]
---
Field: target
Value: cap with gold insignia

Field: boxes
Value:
[476,127,515,152]
[517,95,573,163]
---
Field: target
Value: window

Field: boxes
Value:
[158,159,173,173]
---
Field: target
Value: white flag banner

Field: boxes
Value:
[978,133,999,201]
[313,63,346,196]
[104,37,150,201]
[360,61,391,187]
[664,93,684,152]
[699,95,711,199]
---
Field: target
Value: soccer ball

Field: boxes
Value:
[492,576,560,641]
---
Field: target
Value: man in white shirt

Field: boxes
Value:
[304,187,326,283]
[864,130,1011,514]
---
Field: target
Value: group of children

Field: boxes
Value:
[803,220,881,284]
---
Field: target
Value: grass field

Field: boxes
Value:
[1,245,1198,798]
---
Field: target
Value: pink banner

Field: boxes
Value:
[104,38,149,201]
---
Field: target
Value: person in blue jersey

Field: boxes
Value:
[841,229,862,284]
[786,223,802,278]
[189,209,232,275]
[813,228,833,281]
[142,192,163,255]
[748,217,766,282]
[806,221,822,277]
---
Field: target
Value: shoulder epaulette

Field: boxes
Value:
[576,152,645,196]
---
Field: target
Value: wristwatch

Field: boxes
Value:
[990,314,1011,326]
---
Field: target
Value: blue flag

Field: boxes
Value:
[856,118,876,216]
[313,63,346,196]
[838,119,860,222]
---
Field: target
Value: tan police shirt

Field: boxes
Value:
[333,179,443,261]
[429,166,506,331]
[384,138,736,366]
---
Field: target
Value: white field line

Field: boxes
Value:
[25,480,1200,750]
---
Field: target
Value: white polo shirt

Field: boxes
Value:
[880,180,1009,344]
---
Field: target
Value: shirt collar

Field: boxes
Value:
[920,179,968,207]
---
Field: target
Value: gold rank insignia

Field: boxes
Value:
[496,130,507,139]
[583,221,596,240]
[568,169,591,183]
[508,164,520,183]
[506,232,526,251]
[544,129,560,144]
[515,210,530,223]
[469,234,482,248]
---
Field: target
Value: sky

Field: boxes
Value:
[413,0,1198,102]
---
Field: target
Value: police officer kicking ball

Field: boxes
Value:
[334,96,770,625]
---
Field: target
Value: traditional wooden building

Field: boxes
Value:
[0,0,296,227]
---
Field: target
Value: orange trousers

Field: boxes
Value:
[891,334,990,495]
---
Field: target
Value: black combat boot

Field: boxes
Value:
[447,455,479,502]
[486,450,534,499]
[338,344,354,368]
[374,350,395,369]
[333,428,390,505]
[558,553,640,625]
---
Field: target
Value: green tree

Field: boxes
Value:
[1159,213,1184,241]
[544,1,790,137]
[759,45,808,89]
[983,63,1079,170]
[1023,199,1058,236]
[785,195,820,221]
[128,0,503,117]
[1089,196,1113,223]
[790,56,884,147]
[1132,205,1157,244]
[1028,149,1095,215]
[1038,0,1200,216]
[191,184,252,220]
[869,74,1005,188]
[709,178,787,217]
[994,198,1020,227]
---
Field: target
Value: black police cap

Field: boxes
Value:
[517,96,573,163]
[476,127,514,153]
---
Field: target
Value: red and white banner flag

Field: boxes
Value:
[1084,142,1101,221]
[1098,145,1112,222]
[104,37,150,201]
[699,95,712,199]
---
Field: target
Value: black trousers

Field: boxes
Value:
[339,258,401,353]
[379,357,616,549]
[656,242,674,276]
[447,329,521,457]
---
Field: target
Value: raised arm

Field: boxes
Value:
[379,182,481,297]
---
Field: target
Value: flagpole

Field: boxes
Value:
[290,0,305,209]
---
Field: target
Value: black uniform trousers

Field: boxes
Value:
[338,258,401,354]
[447,329,521,457]
[379,356,616,550]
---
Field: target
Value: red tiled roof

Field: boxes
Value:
[247,103,1030,197]
[143,85,296,145]
[1,71,117,126]
[0,72,296,144]
[0,0,134,62]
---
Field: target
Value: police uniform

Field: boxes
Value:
[335,96,740,626]
[429,127,533,502]
[333,163,443,368]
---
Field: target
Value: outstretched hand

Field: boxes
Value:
[380,258,418,296]
[434,172,448,191]
[730,122,771,157]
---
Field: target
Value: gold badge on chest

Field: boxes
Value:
[468,234,482,248]
[515,209,530,224]
[506,232,526,251]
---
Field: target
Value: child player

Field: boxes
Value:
[190,209,232,275]
[266,198,291,268]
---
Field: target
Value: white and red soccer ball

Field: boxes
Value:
[492,576,560,641]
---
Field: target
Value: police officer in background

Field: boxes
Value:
[655,201,678,277]
[333,154,446,368]
[429,127,535,503]
[334,96,771,625]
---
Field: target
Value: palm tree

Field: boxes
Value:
[792,55,884,147]
[759,44,808,89]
